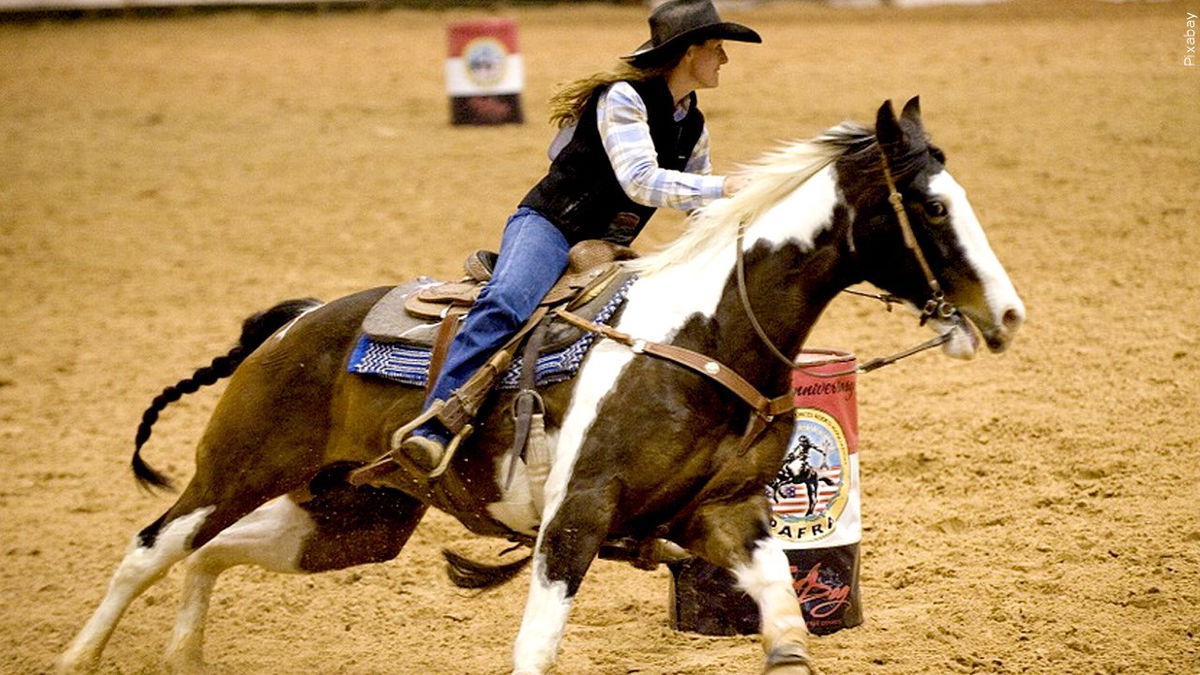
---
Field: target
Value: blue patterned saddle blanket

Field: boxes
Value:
[347,276,635,389]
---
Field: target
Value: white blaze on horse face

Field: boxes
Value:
[928,170,1026,349]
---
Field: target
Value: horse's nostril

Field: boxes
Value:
[1002,307,1023,332]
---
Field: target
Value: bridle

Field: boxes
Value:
[734,145,960,377]
[876,147,957,327]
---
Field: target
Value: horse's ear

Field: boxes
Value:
[900,96,922,128]
[875,99,904,148]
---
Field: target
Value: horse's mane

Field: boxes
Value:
[628,122,877,276]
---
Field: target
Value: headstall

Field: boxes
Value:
[733,146,962,378]
[876,147,957,327]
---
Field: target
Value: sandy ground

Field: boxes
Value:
[2,1,1198,673]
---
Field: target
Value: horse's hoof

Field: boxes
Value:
[164,652,208,675]
[165,661,208,675]
[764,660,816,675]
[764,644,816,675]
[54,654,98,675]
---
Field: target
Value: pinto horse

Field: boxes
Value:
[58,99,1024,675]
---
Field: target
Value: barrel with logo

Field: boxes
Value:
[446,19,524,125]
[668,349,863,636]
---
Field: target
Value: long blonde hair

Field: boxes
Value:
[547,60,680,129]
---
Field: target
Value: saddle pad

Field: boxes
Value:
[347,276,636,390]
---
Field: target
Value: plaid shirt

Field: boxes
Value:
[549,81,726,212]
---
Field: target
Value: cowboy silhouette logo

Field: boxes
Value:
[769,409,849,542]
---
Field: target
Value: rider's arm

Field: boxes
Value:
[597,81,726,211]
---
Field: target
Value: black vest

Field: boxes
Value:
[519,78,706,246]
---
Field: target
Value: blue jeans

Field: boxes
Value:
[416,207,571,443]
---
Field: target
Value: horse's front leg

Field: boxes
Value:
[687,499,815,675]
[734,536,814,674]
[511,485,616,675]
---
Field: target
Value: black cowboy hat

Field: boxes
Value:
[624,0,762,68]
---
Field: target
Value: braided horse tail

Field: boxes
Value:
[131,298,324,491]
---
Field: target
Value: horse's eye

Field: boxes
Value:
[925,199,949,221]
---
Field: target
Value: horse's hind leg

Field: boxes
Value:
[162,496,310,673]
[57,505,216,673]
[686,500,814,675]
[164,472,426,673]
[60,467,308,673]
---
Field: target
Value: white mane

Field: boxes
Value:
[627,123,870,276]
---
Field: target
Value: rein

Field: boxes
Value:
[734,147,959,378]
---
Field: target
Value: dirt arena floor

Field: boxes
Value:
[3,0,1198,673]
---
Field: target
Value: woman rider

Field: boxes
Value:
[398,0,762,470]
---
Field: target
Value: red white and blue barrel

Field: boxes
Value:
[446,19,524,125]
[669,350,863,636]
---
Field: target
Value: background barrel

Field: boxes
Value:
[668,349,863,636]
[445,18,524,125]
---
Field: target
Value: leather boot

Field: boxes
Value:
[394,435,446,472]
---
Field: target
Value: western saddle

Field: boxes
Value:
[354,240,638,489]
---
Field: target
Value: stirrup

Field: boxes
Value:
[390,401,473,480]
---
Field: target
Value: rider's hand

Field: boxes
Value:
[723,174,752,197]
